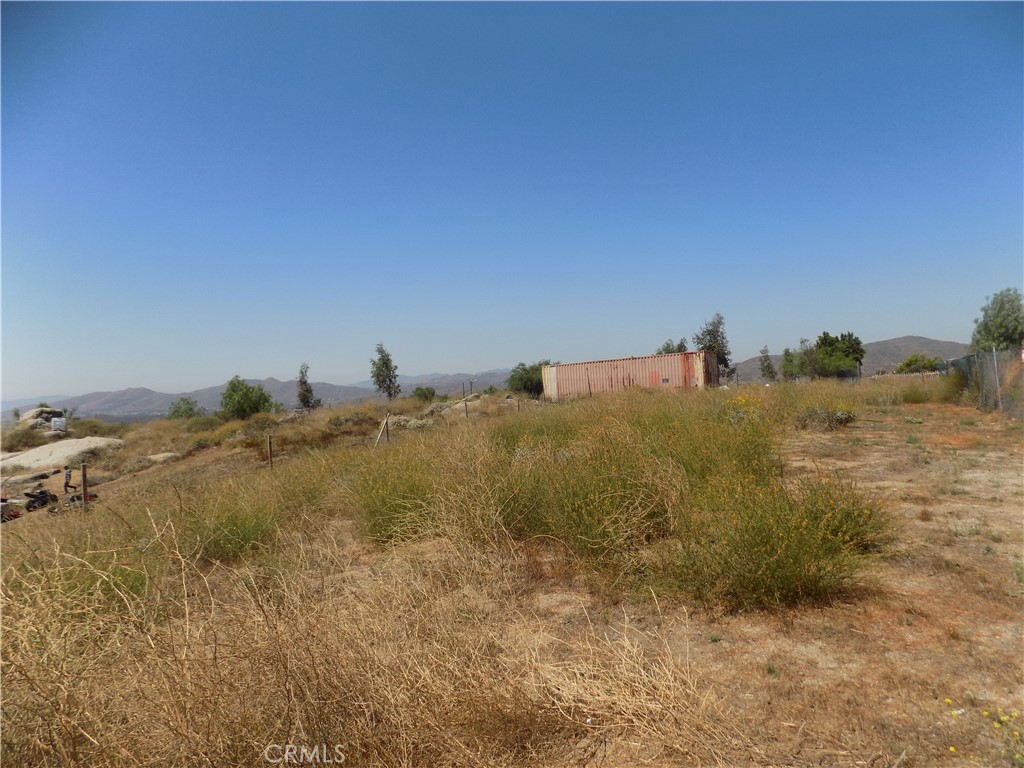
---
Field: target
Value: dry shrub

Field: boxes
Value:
[0,427,48,452]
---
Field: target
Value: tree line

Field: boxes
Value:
[166,289,1023,419]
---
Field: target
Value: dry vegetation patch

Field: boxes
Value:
[2,381,1021,767]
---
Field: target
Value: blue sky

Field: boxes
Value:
[2,2,1021,400]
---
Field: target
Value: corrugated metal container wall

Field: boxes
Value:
[542,351,718,402]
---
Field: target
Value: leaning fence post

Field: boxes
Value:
[375,413,391,447]
[80,463,88,512]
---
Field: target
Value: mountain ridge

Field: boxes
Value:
[3,337,970,419]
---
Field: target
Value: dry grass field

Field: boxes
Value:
[2,379,1021,767]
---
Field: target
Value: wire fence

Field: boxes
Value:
[949,349,1024,420]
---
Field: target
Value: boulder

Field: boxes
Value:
[19,407,65,424]
[0,437,123,472]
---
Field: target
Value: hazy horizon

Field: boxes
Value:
[3,3,1020,401]
[1,333,972,409]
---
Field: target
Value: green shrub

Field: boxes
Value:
[185,415,222,433]
[220,376,282,420]
[167,397,207,420]
[181,479,281,562]
[194,508,277,562]
[665,476,889,608]
[902,385,929,404]
[412,386,436,403]
[348,441,438,540]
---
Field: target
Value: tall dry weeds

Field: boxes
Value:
[2,518,743,766]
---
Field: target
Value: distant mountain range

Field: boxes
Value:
[2,337,969,420]
[2,370,515,420]
[733,335,969,383]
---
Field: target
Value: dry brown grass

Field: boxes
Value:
[2,524,744,767]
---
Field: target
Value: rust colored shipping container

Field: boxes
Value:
[541,350,719,402]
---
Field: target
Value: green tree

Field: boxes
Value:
[893,353,944,374]
[370,344,401,400]
[971,288,1024,352]
[811,331,864,378]
[692,313,732,378]
[11,408,20,421]
[654,338,687,355]
[781,348,798,381]
[296,363,322,410]
[781,338,817,380]
[507,360,550,398]
[220,376,281,420]
[759,346,777,382]
[412,386,436,403]
[167,396,207,420]
[782,332,865,379]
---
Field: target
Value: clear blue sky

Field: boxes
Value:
[2,2,1021,400]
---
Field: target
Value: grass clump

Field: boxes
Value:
[796,405,857,431]
[0,427,47,452]
[70,418,130,439]
[346,389,890,608]
[663,475,888,609]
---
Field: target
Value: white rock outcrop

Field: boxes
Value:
[0,437,123,472]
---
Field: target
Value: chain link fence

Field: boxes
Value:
[949,349,1023,420]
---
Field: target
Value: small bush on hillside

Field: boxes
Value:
[167,397,207,420]
[67,447,108,468]
[412,386,436,403]
[122,457,156,474]
[220,376,282,420]
[327,411,377,435]
[0,428,47,453]
[185,415,223,433]
[242,413,279,438]
[192,507,277,562]
[70,419,130,439]
[189,438,211,454]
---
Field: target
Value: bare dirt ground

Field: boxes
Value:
[564,402,1024,767]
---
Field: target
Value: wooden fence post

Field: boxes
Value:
[375,413,391,447]
[268,435,274,469]
[80,463,88,512]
